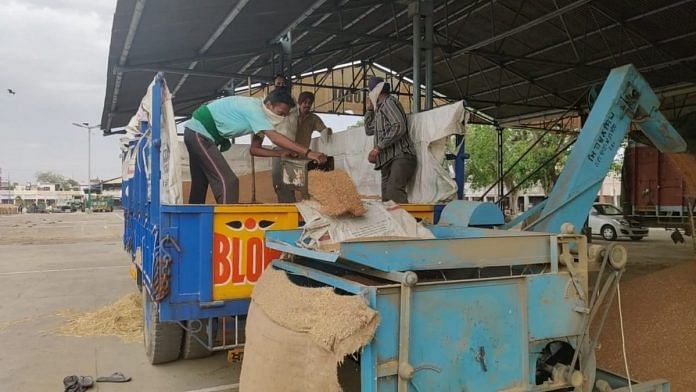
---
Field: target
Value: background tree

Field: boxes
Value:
[463,124,571,213]
[35,171,80,190]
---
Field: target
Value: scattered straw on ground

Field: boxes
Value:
[308,170,366,217]
[0,316,35,333]
[56,292,143,343]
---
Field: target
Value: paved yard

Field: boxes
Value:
[0,212,239,392]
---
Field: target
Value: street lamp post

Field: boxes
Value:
[72,122,100,213]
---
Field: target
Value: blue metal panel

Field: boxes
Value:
[361,287,380,392]
[427,225,550,239]
[439,200,505,227]
[527,273,584,341]
[267,226,553,272]
[371,288,399,390]
[161,205,214,304]
[335,235,552,272]
[372,280,528,391]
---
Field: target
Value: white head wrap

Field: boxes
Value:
[369,81,385,109]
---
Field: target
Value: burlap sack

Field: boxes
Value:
[240,268,379,392]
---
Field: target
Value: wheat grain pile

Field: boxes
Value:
[596,262,696,391]
[308,170,366,217]
[56,292,143,343]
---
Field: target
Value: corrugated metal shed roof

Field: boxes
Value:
[101,0,696,133]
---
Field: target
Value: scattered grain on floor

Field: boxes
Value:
[596,261,696,391]
[308,170,366,217]
[56,292,143,343]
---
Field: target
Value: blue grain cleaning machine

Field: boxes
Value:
[261,64,684,391]
[124,64,684,391]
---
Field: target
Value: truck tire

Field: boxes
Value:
[143,289,183,364]
[601,225,617,241]
[181,319,215,360]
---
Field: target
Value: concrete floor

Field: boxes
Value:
[592,227,696,280]
[0,212,239,392]
[0,211,692,391]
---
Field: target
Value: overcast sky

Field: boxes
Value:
[0,0,364,185]
[0,0,121,184]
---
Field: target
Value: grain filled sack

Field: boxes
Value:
[239,268,379,392]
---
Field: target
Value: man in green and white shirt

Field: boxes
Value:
[184,88,327,204]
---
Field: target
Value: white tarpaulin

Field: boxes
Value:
[311,100,468,203]
[121,76,183,204]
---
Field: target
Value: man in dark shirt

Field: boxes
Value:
[295,91,332,148]
[364,77,417,203]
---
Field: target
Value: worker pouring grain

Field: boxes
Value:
[364,76,417,204]
[183,88,328,204]
[272,91,334,202]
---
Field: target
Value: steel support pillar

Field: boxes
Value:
[280,31,293,84]
[496,123,504,208]
[454,134,469,200]
[423,1,434,109]
[409,1,423,113]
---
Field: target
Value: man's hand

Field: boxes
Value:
[367,147,380,164]
[366,99,374,111]
[307,150,328,164]
[279,150,298,158]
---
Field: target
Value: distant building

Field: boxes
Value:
[597,172,621,206]
[99,177,122,204]
[0,182,83,206]
[463,172,622,213]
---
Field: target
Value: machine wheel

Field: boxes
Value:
[143,289,183,364]
[601,225,617,241]
[181,319,215,360]
[630,236,644,241]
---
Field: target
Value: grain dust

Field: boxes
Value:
[56,292,143,343]
[308,170,366,216]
